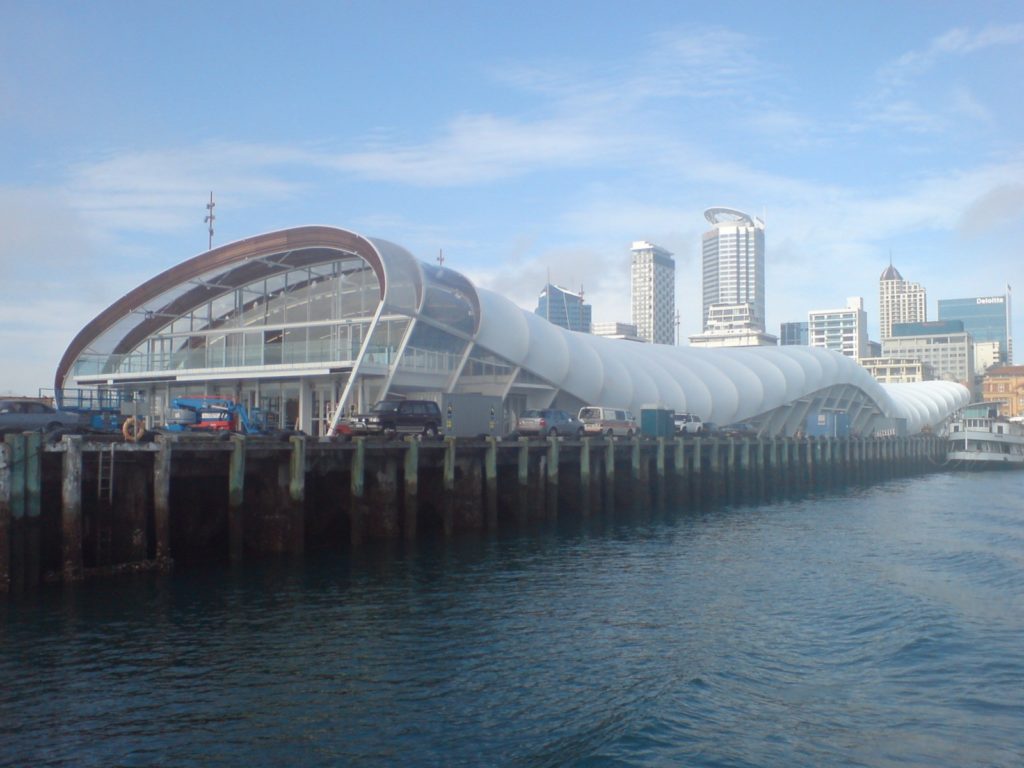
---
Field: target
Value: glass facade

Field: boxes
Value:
[58,226,971,440]
[72,256,383,376]
[701,210,765,333]
[938,296,1009,363]
[535,284,592,333]
[780,321,808,346]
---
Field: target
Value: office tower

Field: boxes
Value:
[879,263,926,340]
[535,283,592,332]
[883,321,974,390]
[938,294,1010,365]
[701,207,765,332]
[808,297,868,361]
[630,241,675,344]
[780,321,808,346]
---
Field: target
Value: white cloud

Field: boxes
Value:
[866,24,1024,136]
[65,143,312,235]
[330,112,621,186]
[882,24,1024,86]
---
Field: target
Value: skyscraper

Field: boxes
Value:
[701,207,765,332]
[630,241,675,344]
[878,263,926,340]
[779,321,809,346]
[535,283,592,333]
[808,297,868,361]
[938,294,1010,365]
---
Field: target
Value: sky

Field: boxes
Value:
[2,1,1023,396]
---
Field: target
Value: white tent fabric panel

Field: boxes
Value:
[470,285,970,433]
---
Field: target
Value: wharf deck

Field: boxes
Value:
[1,431,945,592]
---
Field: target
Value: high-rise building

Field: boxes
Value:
[780,321,808,346]
[938,294,1011,366]
[630,241,675,345]
[879,263,926,340]
[701,207,765,332]
[883,328,974,391]
[808,297,868,361]
[535,283,591,333]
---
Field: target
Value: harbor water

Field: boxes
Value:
[2,471,1023,767]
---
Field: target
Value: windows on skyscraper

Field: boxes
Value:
[535,283,592,333]
[630,241,675,345]
[701,208,765,333]
[937,295,1011,365]
[878,263,926,340]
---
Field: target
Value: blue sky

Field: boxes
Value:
[2,1,1023,395]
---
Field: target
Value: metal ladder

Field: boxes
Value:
[97,444,115,504]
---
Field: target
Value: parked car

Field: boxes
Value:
[348,399,443,438]
[515,409,583,438]
[0,399,84,436]
[721,422,758,438]
[578,406,637,437]
[673,412,704,435]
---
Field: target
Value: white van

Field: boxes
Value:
[578,406,637,437]
[673,412,704,434]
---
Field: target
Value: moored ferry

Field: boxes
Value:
[948,402,1024,469]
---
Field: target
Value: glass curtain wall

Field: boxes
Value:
[117,255,381,375]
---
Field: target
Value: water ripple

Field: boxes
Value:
[2,473,1024,766]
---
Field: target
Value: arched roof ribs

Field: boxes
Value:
[55,226,386,390]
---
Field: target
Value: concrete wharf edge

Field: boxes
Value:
[0,432,947,593]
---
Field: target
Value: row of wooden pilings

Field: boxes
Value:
[1,431,947,593]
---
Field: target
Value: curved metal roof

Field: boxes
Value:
[57,225,970,434]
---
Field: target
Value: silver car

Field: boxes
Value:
[515,409,584,438]
[0,399,83,435]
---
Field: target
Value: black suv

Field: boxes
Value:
[352,400,443,437]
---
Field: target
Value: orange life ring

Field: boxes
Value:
[122,417,145,442]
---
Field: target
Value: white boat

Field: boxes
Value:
[947,403,1024,468]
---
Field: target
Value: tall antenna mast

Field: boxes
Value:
[437,249,445,267]
[204,191,216,250]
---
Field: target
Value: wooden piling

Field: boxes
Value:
[6,435,26,591]
[0,442,10,593]
[61,436,84,582]
[443,437,456,535]
[403,438,419,539]
[517,438,531,522]
[655,438,666,509]
[350,437,366,545]
[673,437,686,504]
[692,436,703,504]
[485,438,498,528]
[288,435,306,554]
[579,437,591,516]
[228,435,246,563]
[153,436,172,565]
[604,437,616,511]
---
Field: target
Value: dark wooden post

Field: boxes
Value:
[61,436,84,582]
[228,435,246,563]
[350,437,366,546]
[153,435,172,566]
[288,435,306,554]
[404,438,419,539]
[0,442,11,593]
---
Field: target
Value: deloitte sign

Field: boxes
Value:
[976,296,1005,305]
